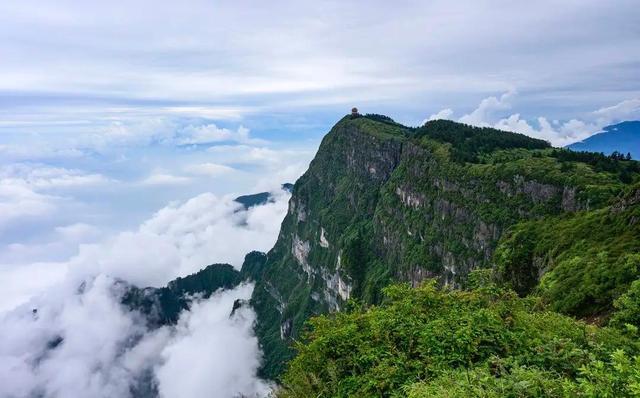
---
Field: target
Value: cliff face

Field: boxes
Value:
[250,116,634,378]
[119,115,639,381]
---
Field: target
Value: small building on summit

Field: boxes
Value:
[351,107,359,118]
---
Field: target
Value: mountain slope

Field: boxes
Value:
[122,251,268,328]
[122,263,244,327]
[250,115,639,378]
[495,184,640,317]
[567,121,640,159]
[121,114,640,384]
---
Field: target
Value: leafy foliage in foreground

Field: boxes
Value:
[277,282,640,397]
[611,279,640,329]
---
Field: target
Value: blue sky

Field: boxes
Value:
[1,0,640,306]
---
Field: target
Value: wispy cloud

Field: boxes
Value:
[141,173,192,186]
[0,0,638,132]
[0,164,113,231]
[184,162,236,177]
[177,124,265,146]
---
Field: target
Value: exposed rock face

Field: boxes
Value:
[291,235,312,279]
[280,318,292,339]
[319,227,330,248]
[611,186,640,214]
[562,186,578,212]
[395,186,424,209]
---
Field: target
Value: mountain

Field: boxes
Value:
[122,263,244,327]
[122,252,267,327]
[247,115,640,378]
[567,121,640,159]
[234,183,294,210]
[123,114,640,392]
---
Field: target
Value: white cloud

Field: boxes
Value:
[593,98,640,125]
[184,162,236,177]
[0,163,109,231]
[177,124,265,146]
[459,90,515,126]
[446,92,640,146]
[0,182,59,227]
[156,284,271,398]
[206,144,313,167]
[203,144,314,191]
[0,164,112,229]
[0,274,269,398]
[0,261,69,313]
[142,173,192,186]
[162,106,251,120]
[0,274,151,397]
[1,0,637,135]
[0,144,86,163]
[0,164,111,190]
[424,108,454,124]
[491,97,640,146]
[1,187,291,307]
[82,118,178,151]
[31,191,288,292]
[0,187,290,397]
[55,223,102,242]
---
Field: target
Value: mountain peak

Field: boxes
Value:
[568,120,640,159]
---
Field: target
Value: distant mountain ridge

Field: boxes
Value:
[122,252,268,328]
[234,183,293,210]
[567,120,640,159]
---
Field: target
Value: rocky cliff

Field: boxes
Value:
[123,114,639,381]
[249,115,638,378]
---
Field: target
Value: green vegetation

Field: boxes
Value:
[234,191,272,209]
[551,148,640,181]
[122,263,242,326]
[250,114,640,380]
[496,185,640,317]
[277,282,640,397]
[118,113,640,395]
[611,279,640,329]
[415,120,550,163]
[363,113,407,128]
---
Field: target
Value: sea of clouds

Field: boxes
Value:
[0,188,290,398]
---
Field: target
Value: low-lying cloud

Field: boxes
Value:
[0,187,290,397]
[155,284,271,398]
[0,276,268,398]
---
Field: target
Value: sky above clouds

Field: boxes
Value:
[1,1,640,396]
